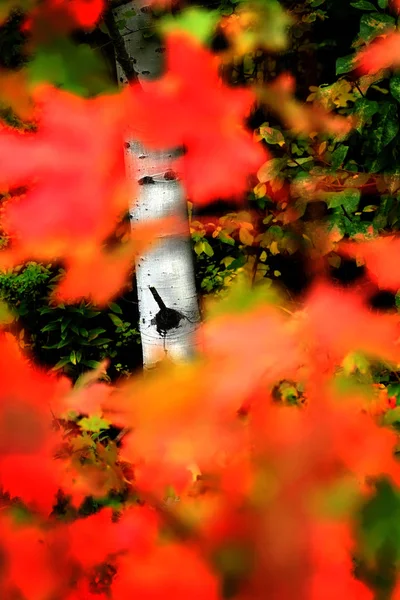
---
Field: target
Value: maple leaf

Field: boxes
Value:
[98,362,249,496]
[0,86,154,303]
[198,302,303,406]
[127,34,266,204]
[0,86,129,259]
[0,84,190,304]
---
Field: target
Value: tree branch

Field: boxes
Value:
[103,6,139,84]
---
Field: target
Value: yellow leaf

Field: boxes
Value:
[239,227,254,246]
[240,221,253,230]
[254,183,266,198]
[194,240,205,255]
[269,241,279,255]
[220,256,235,267]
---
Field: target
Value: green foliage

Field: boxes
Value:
[192,0,400,310]
[0,263,141,380]
[27,38,115,97]
[158,7,219,44]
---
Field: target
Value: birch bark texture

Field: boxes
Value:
[111,1,201,369]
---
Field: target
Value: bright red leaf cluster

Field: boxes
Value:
[126,34,267,203]
[0,34,265,302]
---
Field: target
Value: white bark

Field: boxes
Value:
[112,2,201,368]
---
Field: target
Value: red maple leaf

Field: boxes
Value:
[127,34,266,204]
[0,86,129,262]
[0,86,146,304]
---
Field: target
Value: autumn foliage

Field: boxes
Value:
[2,0,400,599]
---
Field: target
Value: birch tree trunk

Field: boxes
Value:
[108,1,201,369]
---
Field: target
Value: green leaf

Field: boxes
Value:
[353,98,379,132]
[325,188,361,212]
[56,339,70,349]
[89,337,113,346]
[359,13,395,44]
[287,156,313,167]
[61,317,72,334]
[109,313,124,327]
[350,0,376,9]
[336,54,357,76]
[78,415,111,433]
[259,125,285,146]
[388,383,400,403]
[194,240,205,255]
[372,102,399,153]
[342,351,369,375]
[27,38,114,97]
[159,7,219,44]
[330,145,349,169]
[203,240,214,257]
[377,0,388,7]
[383,407,400,427]
[52,356,71,371]
[40,322,59,333]
[0,301,14,325]
[86,310,101,318]
[88,328,106,340]
[218,232,235,245]
[390,76,400,103]
[81,359,103,369]
[257,158,287,183]
[108,301,123,314]
[70,350,77,365]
